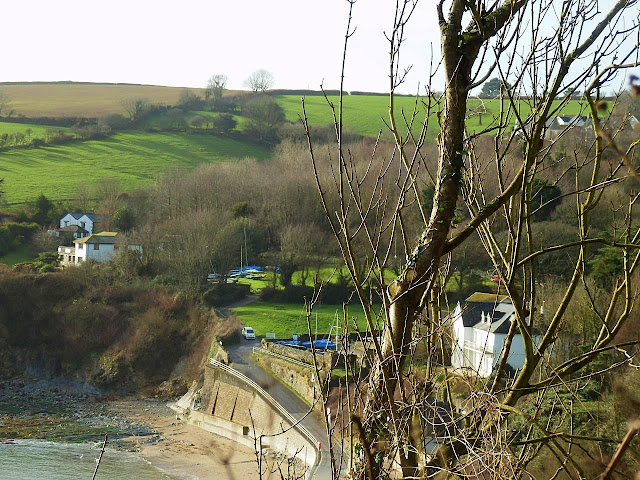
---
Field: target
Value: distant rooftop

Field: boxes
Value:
[65,212,100,221]
[465,292,508,304]
[76,231,119,244]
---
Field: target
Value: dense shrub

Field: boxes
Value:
[0,268,211,390]
[98,113,130,131]
[259,284,381,304]
[203,283,250,307]
[71,124,109,140]
[213,113,237,133]
[44,129,74,144]
[0,222,39,255]
[242,95,286,141]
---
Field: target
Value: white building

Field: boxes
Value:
[58,232,142,266]
[629,114,640,130]
[544,115,590,140]
[55,225,89,239]
[59,213,102,236]
[451,293,529,377]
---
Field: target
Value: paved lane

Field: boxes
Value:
[226,340,334,480]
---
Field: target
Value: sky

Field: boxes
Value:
[2,1,637,95]
[2,0,441,94]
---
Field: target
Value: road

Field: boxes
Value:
[225,338,335,480]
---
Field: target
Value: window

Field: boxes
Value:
[93,244,99,250]
[64,221,69,226]
[78,243,83,250]
[80,222,86,228]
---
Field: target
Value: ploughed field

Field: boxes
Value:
[0,83,206,117]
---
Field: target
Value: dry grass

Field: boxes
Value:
[0,83,210,117]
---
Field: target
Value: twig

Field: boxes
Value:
[600,419,640,480]
[91,434,108,480]
[352,414,374,480]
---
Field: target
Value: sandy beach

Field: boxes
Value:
[0,378,302,480]
[106,398,259,480]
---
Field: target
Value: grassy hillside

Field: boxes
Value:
[0,83,207,117]
[0,132,271,204]
[0,84,594,205]
[278,94,590,140]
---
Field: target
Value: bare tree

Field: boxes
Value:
[244,69,275,92]
[205,74,228,108]
[306,0,640,478]
[120,96,150,123]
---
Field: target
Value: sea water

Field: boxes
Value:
[0,439,175,479]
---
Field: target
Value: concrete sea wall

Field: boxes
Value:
[171,360,319,476]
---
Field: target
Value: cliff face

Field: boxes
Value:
[0,266,209,390]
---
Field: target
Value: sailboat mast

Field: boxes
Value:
[244,225,248,269]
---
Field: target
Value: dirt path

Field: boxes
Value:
[217,295,259,319]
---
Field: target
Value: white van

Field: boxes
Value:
[241,326,256,340]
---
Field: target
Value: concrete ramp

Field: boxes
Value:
[171,360,320,478]
[212,382,239,420]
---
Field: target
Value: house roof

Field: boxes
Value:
[473,310,514,334]
[460,302,493,327]
[465,292,508,303]
[64,212,100,221]
[75,231,119,244]
[545,115,589,129]
[461,293,517,333]
[57,225,89,233]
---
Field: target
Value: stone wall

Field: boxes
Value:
[256,354,318,402]
[261,340,334,369]
[260,339,356,372]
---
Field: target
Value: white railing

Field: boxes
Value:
[208,359,321,475]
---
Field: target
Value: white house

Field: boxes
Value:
[55,225,89,239]
[59,213,102,236]
[544,115,590,140]
[58,232,142,266]
[451,293,529,377]
[628,114,640,129]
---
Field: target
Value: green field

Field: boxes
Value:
[0,132,271,204]
[0,246,33,266]
[278,94,590,141]
[0,122,72,139]
[232,301,380,338]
